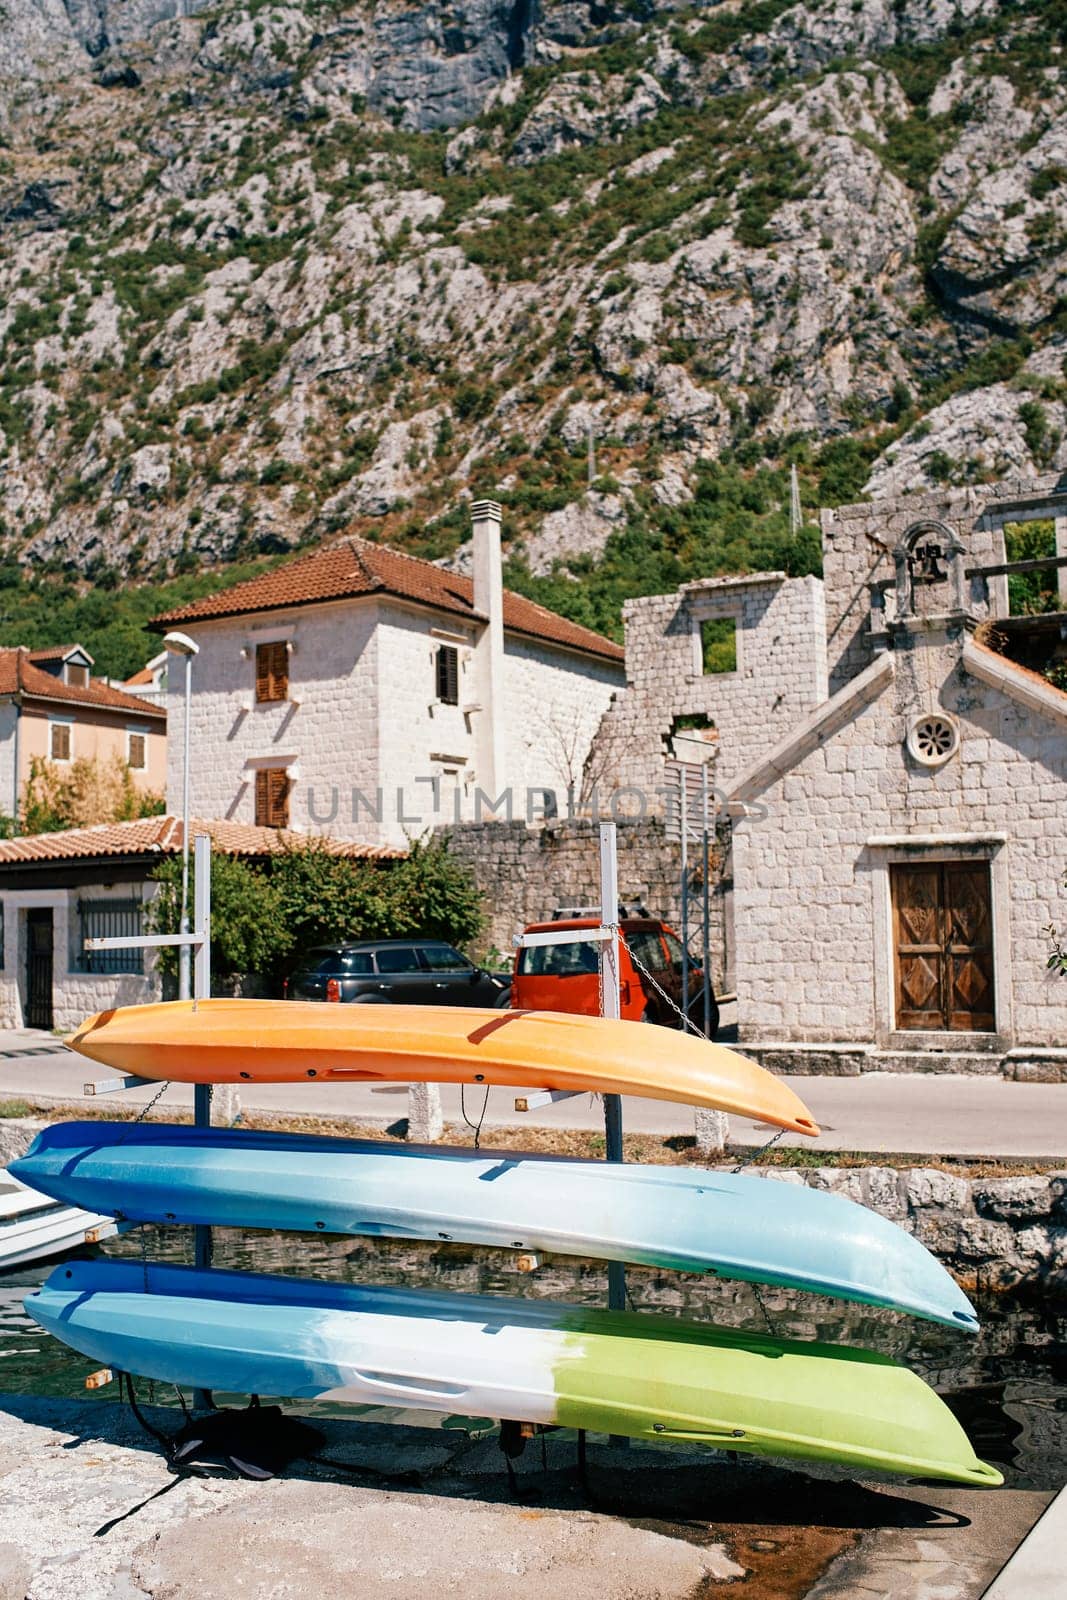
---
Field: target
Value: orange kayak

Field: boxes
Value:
[69,1000,819,1137]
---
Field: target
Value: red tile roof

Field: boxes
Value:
[0,649,166,719]
[0,815,403,866]
[123,665,155,686]
[28,643,91,664]
[151,537,625,663]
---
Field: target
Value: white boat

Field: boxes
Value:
[0,1168,118,1272]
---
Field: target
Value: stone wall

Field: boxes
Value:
[756,1164,1067,1299]
[589,572,827,807]
[440,816,731,986]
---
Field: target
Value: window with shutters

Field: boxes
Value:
[49,721,72,762]
[436,644,459,705]
[65,663,90,688]
[255,641,289,703]
[255,767,290,828]
[127,729,147,770]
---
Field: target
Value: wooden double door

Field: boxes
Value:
[892,862,995,1033]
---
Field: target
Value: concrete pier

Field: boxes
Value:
[0,1395,1051,1600]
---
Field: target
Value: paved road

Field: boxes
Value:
[2,1033,1064,1159]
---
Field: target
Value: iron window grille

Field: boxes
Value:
[79,898,144,974]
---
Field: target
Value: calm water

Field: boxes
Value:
[2,1227,1064,1490]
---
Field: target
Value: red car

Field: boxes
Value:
[510,917,718,1035]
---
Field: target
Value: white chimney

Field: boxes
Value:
[472,499,503,622]
[470,500,504,798]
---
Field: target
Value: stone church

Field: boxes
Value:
[592,472,1067,1076]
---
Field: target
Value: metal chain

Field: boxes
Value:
[732,1126,785,1173]
[113,1079,172,1148]
[133,1080,171,1124]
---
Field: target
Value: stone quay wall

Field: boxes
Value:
[754,1164,1067,1300]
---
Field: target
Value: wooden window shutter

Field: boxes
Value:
[255,641,289,703]
[128,732,146,771]
[50,723,71,761]
[255,767,290,828]
[436,645,459,705]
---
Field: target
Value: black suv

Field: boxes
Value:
[283,939,511,1007]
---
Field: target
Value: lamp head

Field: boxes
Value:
[163,631,200,657]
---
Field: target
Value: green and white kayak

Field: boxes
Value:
[28,1260,1001,1486]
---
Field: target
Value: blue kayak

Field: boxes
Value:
[11,1121,978,1331]
[24,1259,999,1484]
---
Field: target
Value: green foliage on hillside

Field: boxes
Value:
[0,554,288,680]
[0,0,1063,665]
[504,455,823,643]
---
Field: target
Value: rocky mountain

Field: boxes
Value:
[0,0,1065,666]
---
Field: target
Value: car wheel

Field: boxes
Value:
[493,987,513,1009]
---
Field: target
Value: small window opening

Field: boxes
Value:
[255,766,290,827]
[50,722,72,762]
[699,617,737,674]
[65,663,89,688]
[127,731,147,771]
[1004,519,1058,615]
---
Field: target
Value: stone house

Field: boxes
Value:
[151,503,626,850]
[0,644,167,821]
[727,474,1067,1074]
[0,816,395,1031]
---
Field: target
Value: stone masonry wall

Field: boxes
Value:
[732,629,1067,1047]
[756,1164,1067,1299]
[0,885,159,1031]
[499,634,626,808]
[589,573,827,808]
[440,816,731,987]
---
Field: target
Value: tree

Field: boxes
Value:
[148,853,285,979]
[269,835,484,958]
[385,835,484,947]
[22,753,165,834]
[146,835,485,983]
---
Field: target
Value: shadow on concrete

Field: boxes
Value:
[0,1393,972,1537]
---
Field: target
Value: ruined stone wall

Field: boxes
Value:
[588,572,828,806]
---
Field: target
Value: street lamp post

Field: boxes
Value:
[163,631,200,1002]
